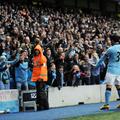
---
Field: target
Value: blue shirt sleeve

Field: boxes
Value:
[96,50,109,68]
[6,53,20,65]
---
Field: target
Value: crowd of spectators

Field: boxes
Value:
[0,2,120,91]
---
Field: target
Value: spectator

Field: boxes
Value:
[89,49,100,85]
[31,43,49,111]
[47,63,56,86]
[15,50,29,91]
[69,65,81,86]
[80,55,91,85]
[56,65,65,90]
[0,53,19,90]
[45,48,54,69]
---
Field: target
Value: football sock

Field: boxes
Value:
[105,88,111,105]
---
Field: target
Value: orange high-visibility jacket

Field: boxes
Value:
[32,44,48,82]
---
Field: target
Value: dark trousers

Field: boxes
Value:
[90,75,100,85]
[81,77,90,85]
[36,80,49,111]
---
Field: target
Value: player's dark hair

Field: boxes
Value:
[110,33,120,44]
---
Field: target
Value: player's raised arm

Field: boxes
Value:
[96,50,109,69]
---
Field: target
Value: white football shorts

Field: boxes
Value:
[104,72,120,85]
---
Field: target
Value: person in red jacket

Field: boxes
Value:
[32,43,49,110]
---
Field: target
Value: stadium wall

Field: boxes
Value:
[0,90,19,113]
[0,85,118,112]
[48,85,119,108]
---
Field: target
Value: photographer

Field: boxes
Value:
[68,65,81,86]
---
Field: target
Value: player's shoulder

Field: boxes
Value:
[108,44,120,50]
[106,46,117,54]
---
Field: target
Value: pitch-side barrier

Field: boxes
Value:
[0,85,118,112]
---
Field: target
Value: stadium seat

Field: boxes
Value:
[21,90,37,112]
[23,101,37,112]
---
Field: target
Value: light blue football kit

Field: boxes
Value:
[96,44,120,75]
[96,44,120,107]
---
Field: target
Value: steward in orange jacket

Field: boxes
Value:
[32,44,49,111]
[32,44,48,82]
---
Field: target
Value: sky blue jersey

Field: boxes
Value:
[96,44,120,75]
